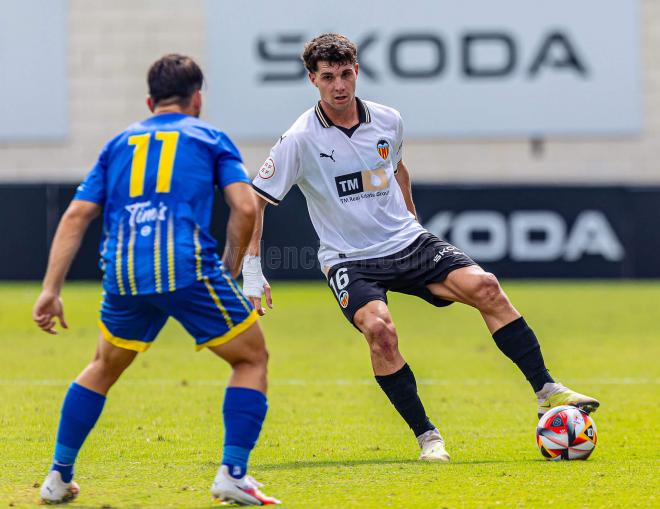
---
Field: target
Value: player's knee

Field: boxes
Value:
[255,345,269,369]
[242,344,269,370]
[362,318,398,359]
[235,341,269,372]
[472,272,506,309]
[359,315,393,339]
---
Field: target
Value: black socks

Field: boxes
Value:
[492,316,554,392]
[374,318,550,438]
[375,363,436,437]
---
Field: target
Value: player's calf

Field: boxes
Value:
[205,322,273,490]
[492,317,555,393]
[40,381,106,505]
[220,387,268,479]
[375,364,438,447]
[76,334,138,394]
[227,347,269,392]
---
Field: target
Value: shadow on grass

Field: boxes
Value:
[257,457,539,470]
[72,506,220,509]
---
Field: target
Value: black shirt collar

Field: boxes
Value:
[314,97,371,128]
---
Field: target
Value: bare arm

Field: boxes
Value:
[222,182,258,278]
[243,195,273,315]
[247,196,268,257]
[395,160,418,220]
[33,200,101,334]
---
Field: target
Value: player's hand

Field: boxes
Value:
[242,255,273,316]
[32,290,69,335]
[248,280,273,316]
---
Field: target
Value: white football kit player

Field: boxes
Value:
[252,98,426,273]
[252,98,476,324]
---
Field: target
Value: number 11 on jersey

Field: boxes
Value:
[127,131,180,197]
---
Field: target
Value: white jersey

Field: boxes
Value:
[252,98,425,273]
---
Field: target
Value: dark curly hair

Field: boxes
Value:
[301,33,358,73]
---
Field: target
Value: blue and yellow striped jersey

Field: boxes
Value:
[75,113,250,295]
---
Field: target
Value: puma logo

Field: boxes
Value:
[320,149,335,162]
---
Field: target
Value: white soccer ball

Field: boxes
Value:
[536,405,598,460]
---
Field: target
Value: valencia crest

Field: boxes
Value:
[377,139,390,160]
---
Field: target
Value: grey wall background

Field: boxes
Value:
[1,1,658,280]
[0,0,658,185]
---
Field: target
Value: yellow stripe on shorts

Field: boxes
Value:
[154,219,162,293]
[203,275,233,329]
[222,269,252,313]
[115,222,126,295]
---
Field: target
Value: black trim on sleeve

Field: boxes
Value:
[252,184,281,205]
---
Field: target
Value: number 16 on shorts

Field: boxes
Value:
[329,268,350,308]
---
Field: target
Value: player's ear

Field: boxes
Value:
[308,72,318,88]
[146,95,155,112]
[354,63,359,78]
[192,90,202,110]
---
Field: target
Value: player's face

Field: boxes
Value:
[309,61,359,113]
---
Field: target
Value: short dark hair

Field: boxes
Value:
[301,33,358,73]
[147,54,204,107]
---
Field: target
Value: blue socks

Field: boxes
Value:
[50,384,265,482]
[222,387,268,478]
[52,382,106,482]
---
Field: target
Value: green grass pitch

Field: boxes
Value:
[1,281,658,508]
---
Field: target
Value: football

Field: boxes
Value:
[536,405,598,460]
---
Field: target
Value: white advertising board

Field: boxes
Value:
[206,0,641,139]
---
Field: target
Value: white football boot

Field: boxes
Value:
[417,428,451,462]
[211,465,280,505]
[40,470,80,504]
[536,382,600,419]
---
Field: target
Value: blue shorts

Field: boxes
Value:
[98,271,257,352]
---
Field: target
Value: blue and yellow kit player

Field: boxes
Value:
[32,55,280,505]
[78,97,257,352]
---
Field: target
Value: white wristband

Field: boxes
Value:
[242,255,267,298]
